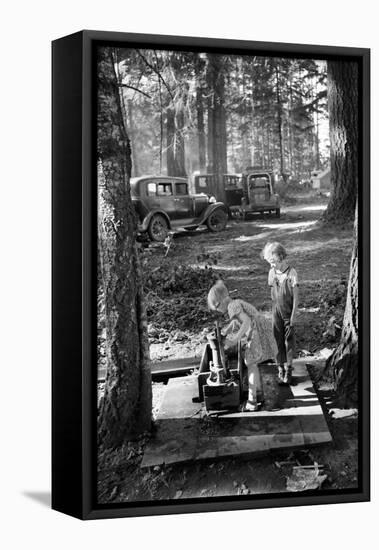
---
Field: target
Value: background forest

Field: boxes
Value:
[115,49,329,184]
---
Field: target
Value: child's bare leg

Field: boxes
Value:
[284,323,295,384]
[246,362,261,410]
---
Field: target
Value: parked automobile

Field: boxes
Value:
[191,170,280,218]
[192,173,243,207]
[130,175,229,242]
[230,168,280,218]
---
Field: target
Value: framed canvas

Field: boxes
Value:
[52,30,370,520]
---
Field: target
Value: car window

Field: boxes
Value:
[147,182,157,196]
[175,182,188,195]
[157,183,173,196]
[249,176,269,189]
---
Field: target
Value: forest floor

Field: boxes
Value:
[97,191,359,504]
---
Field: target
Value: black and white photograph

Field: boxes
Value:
[96,41,367,507]
[4,0,378,544]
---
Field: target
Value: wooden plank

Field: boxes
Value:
[157,376,201,419]
[151,356,200,374]
[98,355,200,382]
[141,418,199,467]
[288,360,332,444]
[197,432,306,460]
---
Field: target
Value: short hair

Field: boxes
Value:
[207,280,229,310]
[262,241,287,261]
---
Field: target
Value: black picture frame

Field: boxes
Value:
[52,30,370,520]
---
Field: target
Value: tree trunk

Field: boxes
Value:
[196,87,206,172]
[207,54,227,201]
[324,203,358,406]
[241,75,251,169]
[323,61,358,224]
[206,89,214,175]
[127,99,140,177]
[166,106,186,176]
[97,47,151,448]
[315,93,320,171]
[194,59,207,173]
[275,64,287,182]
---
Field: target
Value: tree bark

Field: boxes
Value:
[126,99,140,177]
[206,89,214,175]
[275,64,287,182]
[97,47,151,448]
[323,61,358,224]
[206,54,227,201]
[195,56,207,173]
[196,86,206,172]
[165,52,187,177]
[166,105,186,176]
[324,203,358,406]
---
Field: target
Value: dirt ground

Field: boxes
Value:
[98,192,358,504]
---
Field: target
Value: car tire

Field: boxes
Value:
[275,208,281,218]
[148,214,169,242]
[206,208,228,232]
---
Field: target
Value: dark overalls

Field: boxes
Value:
[271,266,296,365]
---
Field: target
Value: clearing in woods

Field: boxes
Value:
[97,195,358,503]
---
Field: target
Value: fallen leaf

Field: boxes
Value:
[329,408,358,419]
[286,468,327,492]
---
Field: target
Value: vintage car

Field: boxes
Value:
[229,168,280,218]
[192,173,243,205]
[130,175,229,242]
[192,170,280,218]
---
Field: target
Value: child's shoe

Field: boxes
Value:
[243,400,260,412]
[283,365,293,385]
[277,365,285,385]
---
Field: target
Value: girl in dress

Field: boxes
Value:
[207,280,277,411]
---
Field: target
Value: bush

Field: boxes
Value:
[143,262,219,296]
[143,262,220,331]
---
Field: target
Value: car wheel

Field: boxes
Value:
[275,208,281,218]
[148,214,169,242]
[206,208,228,232]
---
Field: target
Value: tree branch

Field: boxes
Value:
[118,83,152,99]
[137,49,174,101]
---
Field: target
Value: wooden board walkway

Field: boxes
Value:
[98,355,199,382]
[141,359,332,468]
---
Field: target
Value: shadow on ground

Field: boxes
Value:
[22,491,51,507]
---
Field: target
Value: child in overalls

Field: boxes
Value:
[263,242,299,385]
[207,280,277,411]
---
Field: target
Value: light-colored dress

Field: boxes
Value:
[227,299,277,365]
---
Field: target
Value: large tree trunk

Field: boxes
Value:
[206,54,227,202]
[126,99,140,177]
[97,47,151,448]
[166,106,186,176]
[194,56,207,172]
[206,90,214,175]
[323,61,358,224]
[275,64,287,182]
[166,52,187,177]
[324,203,358,406]
[196,85,206,172]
